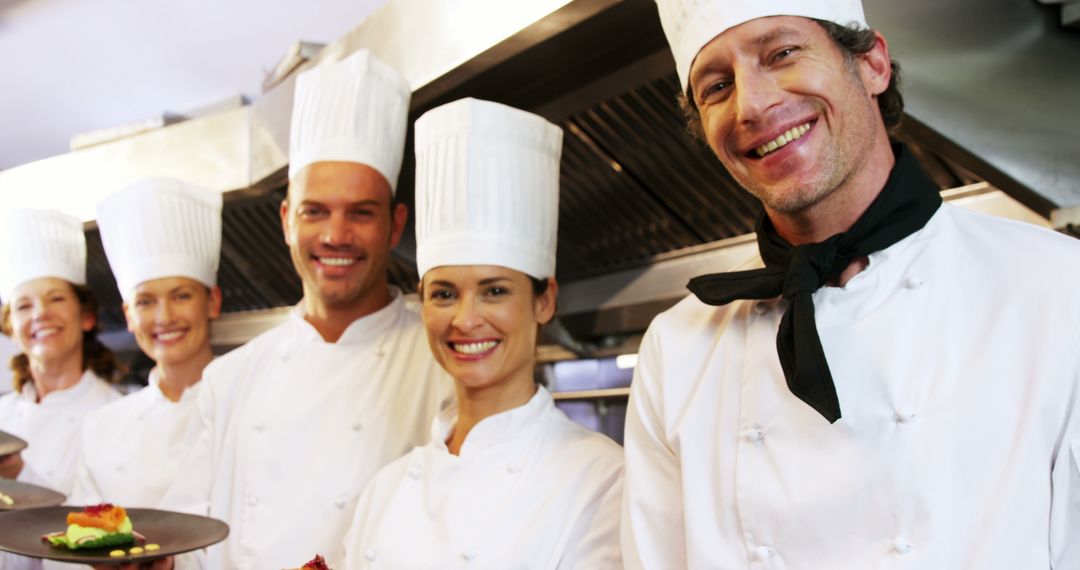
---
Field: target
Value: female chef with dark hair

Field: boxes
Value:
[69,178,222,509]
[0,208,120,494]
[341,98,623,569]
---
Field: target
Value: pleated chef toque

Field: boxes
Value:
[288,49,411,192]
[656,0,868,91]
[414,98,562,280]
[96,178,222,302]
[0,208,86,303]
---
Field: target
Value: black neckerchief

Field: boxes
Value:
[687,144,942,423]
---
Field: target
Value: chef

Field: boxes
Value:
[342,97,623,569]
[161,49,453,570]
[69,178,222,508]
[0,209,121,494]
[622,0,1080,568]
[0,209,121,570]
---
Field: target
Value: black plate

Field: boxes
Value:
[0,507,229,564]
[0,430,28,456]
[0,479,65,511]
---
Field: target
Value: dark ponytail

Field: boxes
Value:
[72,285,118,383]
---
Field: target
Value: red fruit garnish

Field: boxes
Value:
[83,504,114,515]
[302,554,330,570]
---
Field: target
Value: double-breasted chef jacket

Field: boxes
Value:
[162,289,453,570]
[622,203,1080,569]
[70,368,201,507]
[0,369,119,494]
[344,386,624,569]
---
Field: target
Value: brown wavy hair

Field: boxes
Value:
[1,283,118,393]
[679,19,904,140]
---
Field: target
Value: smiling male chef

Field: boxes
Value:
[621,1,1080,568]
[161,49,452,570]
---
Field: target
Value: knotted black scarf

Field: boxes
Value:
[687,145,942,423]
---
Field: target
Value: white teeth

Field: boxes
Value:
[755,122,811,157]
[320,257,355,267]
[34,327,59,339]
[451,340,499,355]
[156,331,185,342]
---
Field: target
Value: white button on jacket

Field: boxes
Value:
[161,290,453,570]
[343,387,624,569]
[622,205,1080,569]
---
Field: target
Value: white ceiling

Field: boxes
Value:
[0,0,387,171]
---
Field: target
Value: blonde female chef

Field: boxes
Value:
[342,98,624,569]
[0,208,121,497]
[69,178,222,508]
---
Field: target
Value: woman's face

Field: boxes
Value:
[6,277,93,364]
[421,265,556,393]
[123,277,222,367]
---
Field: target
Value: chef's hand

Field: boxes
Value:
[90,556,174,570]
[0,451,24,479]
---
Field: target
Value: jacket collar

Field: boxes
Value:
[431,386,553,457]
[147,366,202,404]
[20,368,103,406]
[284,286,405,346]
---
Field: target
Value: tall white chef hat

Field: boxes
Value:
[414,98,562,280]
[288,49,412,192]
[96,178,222,302]
[656,0,868,91]
[0,209,86,303]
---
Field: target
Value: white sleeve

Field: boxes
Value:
[1050,328,1080,568]
[341,477,380,570]
[67,430,103,506]
[158,378,219,570]
[620,323,686,570]
[559,458,624,569]
[171,550,208,570]
[157,375,216,517]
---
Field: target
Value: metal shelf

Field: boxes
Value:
[551,387,631,402]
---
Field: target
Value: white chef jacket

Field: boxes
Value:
[0,369,120,494]
[162,289,453,570]
[622,204,1080,569]
[69,368,202,507]
[343,386,624,570]
[0,370,119,570]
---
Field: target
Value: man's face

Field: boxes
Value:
[281,161,407,310]
[688,16,887,214]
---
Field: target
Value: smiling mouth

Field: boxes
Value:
[449,340,500,355]
[315,256,359,267]
[154,330,187,342]
[752,121,813,158]
[32,327,59,340]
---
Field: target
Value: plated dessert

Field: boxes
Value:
[0,506,229,564]
[43,504,144,550]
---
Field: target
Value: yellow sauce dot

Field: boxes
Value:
[109,550,125,557]
[129,547,144,554]
[145,544,160,551]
